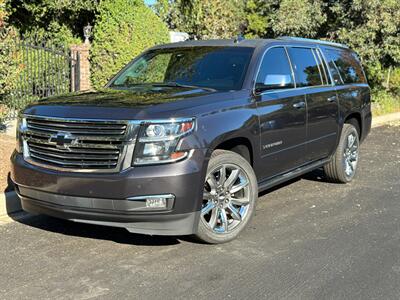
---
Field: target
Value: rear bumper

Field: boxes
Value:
[11,149,208,235]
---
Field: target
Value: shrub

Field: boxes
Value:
[372,89,400,116]
[164,0,245,40]
[90,0,169,89]
[0,0,21,102]
[387,67,400,94]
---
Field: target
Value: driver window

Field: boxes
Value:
[255,47,295,92]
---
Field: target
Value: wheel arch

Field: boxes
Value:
[344,112,362,138]
[207,136,255,167]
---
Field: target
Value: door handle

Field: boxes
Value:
[293,101,305,109]
[327,96,337,102]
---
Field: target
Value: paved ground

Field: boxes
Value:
[1,125,399,300]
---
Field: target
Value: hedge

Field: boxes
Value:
[90,0,169,89]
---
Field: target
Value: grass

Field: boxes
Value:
[371,90,400,116]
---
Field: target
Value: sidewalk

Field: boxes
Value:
[371,112,400,128]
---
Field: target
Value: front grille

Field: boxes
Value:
[21,116,138,172]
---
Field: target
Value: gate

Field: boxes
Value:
[5,38,80,118]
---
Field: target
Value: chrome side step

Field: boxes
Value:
[257,158,330,192]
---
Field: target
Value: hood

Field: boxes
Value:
[23,87,236,120]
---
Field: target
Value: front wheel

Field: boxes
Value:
[324,123,360,183]
[195,150,258,244]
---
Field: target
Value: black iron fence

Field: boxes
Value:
[5,38,79,118]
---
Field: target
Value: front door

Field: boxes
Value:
[254,47,307,180]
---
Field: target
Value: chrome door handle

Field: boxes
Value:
[327,96,337,102]
[293,101,305,109]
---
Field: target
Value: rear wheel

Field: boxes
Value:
[195,150,257,244]
[324,122,360,183]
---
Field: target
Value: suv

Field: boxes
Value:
[11,37,371,243]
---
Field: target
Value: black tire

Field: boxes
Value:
[324,122,360,183]
[195,149,257,244]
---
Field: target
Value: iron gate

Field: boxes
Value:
[5,39,80,118]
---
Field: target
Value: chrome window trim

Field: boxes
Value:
[252,45,297,96]
[253,45,335,97]
[316,47,334,86]
[311,48,325,85]
[284,47,297,89]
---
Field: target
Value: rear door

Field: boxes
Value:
[254,47,307,180]
[287,47,339,161]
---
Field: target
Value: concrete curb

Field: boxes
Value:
[371,112,400,128]
[0,191,21,218]
[1,112,399,222]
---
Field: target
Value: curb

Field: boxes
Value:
[0,191,21,218]
[371,112,400,128]
[1,112,399,223]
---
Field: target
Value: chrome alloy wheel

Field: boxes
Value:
[343,132,359,177]
[201,164,251,234]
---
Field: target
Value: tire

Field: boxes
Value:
[324,122,360,183]
[195,149,258,244]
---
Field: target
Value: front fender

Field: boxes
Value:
[178,96,259,161]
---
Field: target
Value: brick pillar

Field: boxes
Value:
[70,43,92,91]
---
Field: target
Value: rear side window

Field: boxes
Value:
[255,47,295,92]
[324,49,366,84]
[287,47,324,87]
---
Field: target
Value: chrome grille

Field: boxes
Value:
[21,116,139,172]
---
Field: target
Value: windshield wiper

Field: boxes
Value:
[152,82,215,91]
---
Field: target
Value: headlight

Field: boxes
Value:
[133,118,195,165]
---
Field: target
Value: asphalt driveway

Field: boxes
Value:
[1,124,399,300]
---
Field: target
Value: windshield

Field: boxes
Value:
[109,46,254,91]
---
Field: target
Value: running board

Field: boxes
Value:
[257,158,330,193]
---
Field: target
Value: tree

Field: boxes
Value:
[327,0,400,87]
[6,0,97,45]
[243,0,400,90]
[244,0,326,38]
[90,0,169,88]
[244,0,277,38]
[156,0,245,40]
[272,0,326,38]
[0,0,20,103]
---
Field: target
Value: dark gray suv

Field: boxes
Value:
[11,37,371,243]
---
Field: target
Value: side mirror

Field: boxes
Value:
[255,74,293,93]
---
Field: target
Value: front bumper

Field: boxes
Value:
[11,149,208,235]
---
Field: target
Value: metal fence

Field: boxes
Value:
[5,38,79,118]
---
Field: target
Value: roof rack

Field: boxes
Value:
[234,34,245,43]
[277,36,349,49]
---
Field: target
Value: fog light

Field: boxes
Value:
[127,194,175,210]
[146,197,167,208]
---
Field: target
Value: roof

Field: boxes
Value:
[150,39,272,50]
[150,37,349,51]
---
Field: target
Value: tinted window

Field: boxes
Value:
[325,49,366,84]
[110,47,254,91]
[287,47,323,87]
[255,47,294,91]
[324,50,342,85]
